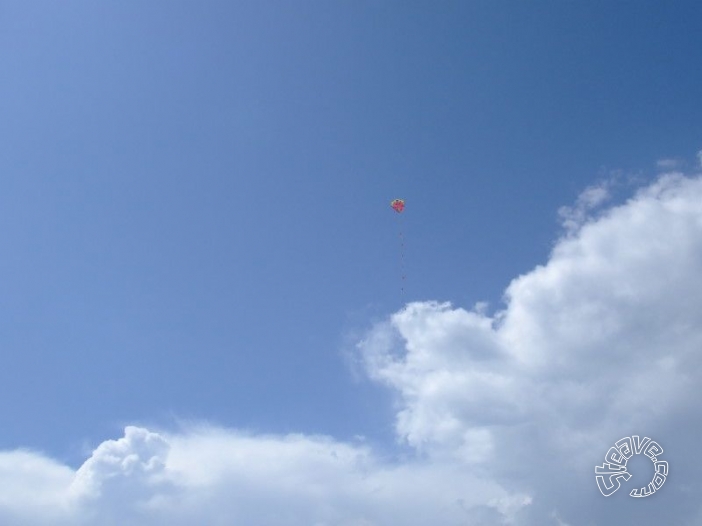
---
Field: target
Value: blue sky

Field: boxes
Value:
[2,1,702,524]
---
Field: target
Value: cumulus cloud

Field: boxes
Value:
[0,425,522,525]
[0,450,73,523]
[3,173,702,524]
[360,173,702,524]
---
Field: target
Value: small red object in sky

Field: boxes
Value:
[390,198,405,213]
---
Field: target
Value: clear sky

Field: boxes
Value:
[2,1,702,524]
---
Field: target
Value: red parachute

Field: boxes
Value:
[390,198,405,213]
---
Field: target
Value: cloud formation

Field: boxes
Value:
[3,172,702,524]
[557,180,612,235]
[0,425,522,525]
[360,172,702,523]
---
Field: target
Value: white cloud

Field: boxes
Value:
[360,173,702,524]
[0,425,523,525]
[656,158,680,170]
[0,450,74,523]
[557,181,611,235]
[4,173,702,524]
